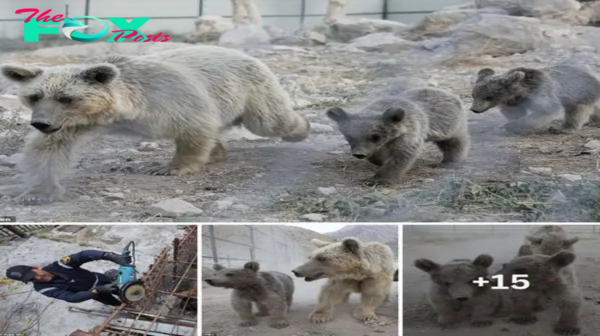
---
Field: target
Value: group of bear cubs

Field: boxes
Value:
[415,225,584,335]
[2,45,600,205]
[204,236,398,329]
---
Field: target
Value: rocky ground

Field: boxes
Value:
[403,226,600,336]
[2,1,600,222]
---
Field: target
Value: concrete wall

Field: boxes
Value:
[0,0,470,39]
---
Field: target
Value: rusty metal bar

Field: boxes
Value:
[90,226,198,335]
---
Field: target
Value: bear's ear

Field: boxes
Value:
[505,71,525,84]
[1,64,43,83]
[563,236,579,248]
[382,107,405,124]
[311,238,332,248]
[243,261,260,272]
[326,107,349,123]
[473,254,493,269]
[79,63,120,85]
[518,244,533,256]
[213,264,225,271]
[547,251,575,268]
[414,258,439,273]
[476,68,495,81]
[341,238,361,254]
[525,235,542,245]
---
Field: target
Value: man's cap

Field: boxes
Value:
[5,265,36,283]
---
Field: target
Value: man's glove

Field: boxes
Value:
[102,252,132,266]
[94,283,119,295]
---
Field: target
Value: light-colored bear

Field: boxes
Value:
[414,255,502,327]
[470,65,600,135]
[0,45,310,205]
[291,237,395,323]
[204,261,295,329]
[497,245,583,335]
[524,225,580,256]
[326,87,470,184]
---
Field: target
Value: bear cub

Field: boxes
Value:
[205,261,295,329]
[414,254,500,328]
[497,245,583,335]
[327,87,470,184]
[471,64,600,135]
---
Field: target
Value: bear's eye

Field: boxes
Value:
[484,96,494,101]
[513,268,527,275]
[27,93,43,104]
[443,282,451,286]
[317,256,327,262]
[225,273,234,277]
[56,96,73,104]
[368,134,381,143]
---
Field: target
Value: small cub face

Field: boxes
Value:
[497,245,575,289]
[0,63,120,134]
[204,261,261,289]
[414,255,493,302]
[291,237,365,282]
[326,106,407,159]
[525,233,579,255]
[470,68,526,113]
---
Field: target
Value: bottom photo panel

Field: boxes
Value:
[0,224,198,336]
[403,224,597,336]
[201,224,399,336]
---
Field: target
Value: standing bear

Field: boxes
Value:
[291,237,395,324]
[497,245,583,335]
[414,255,502,327]
[0,45,310,205]
[326,87,470,184]
[524,225,580,256]
[204,261,295,329]
[470,64,600,135]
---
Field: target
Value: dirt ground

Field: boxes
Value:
[1,43,600,222]
[402,227,600,336]
[201,278,399,336]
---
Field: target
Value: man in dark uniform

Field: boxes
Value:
[5,249,131,306]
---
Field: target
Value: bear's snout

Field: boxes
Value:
[456,297,469,302]
[205,279,214,285]
[353,154,367,159]
[291,269,302,277]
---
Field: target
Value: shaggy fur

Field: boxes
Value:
[470,65,600,135]
[204,262,295,329]
[414,255,501,327]
[497,246,583,335]
[1,45,310,205]
[291,237,395,324]
[525,225,580,256]
[326,87,470,184]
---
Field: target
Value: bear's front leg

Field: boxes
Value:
[470,293,497,327]
[353,279,389,322]
[146,133,216,176]
[509,291,538,325]
[309,280,350,323]
[554,295,582,335]
[231,297,257,327]
[17,127,97,205]
[254,301,270,316]
[365,140,422,186]
[429,295,459,327]
[266,293,290,329]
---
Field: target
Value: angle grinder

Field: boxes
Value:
[116,241,146,303]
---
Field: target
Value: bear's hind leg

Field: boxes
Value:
[553,104,593,134]
[242,94,311,142]
[146,134,216,176]
[434,132,470,167]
